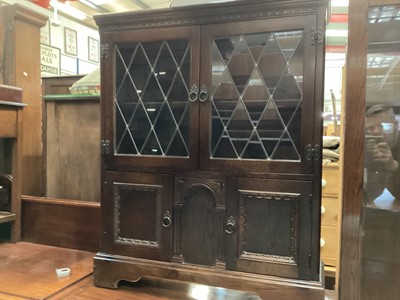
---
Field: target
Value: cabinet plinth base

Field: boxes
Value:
[93,253,325,300]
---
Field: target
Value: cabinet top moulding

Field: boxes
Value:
[94,0,329,32]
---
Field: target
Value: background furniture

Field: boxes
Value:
[321,162,341,284]
[340,0,400,299]
[43,94,100,201]
[0,84,24,242]
[94,0,328,299]
[0,4,47,196]
[21,77,101,252]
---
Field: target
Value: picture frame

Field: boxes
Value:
[40,44,61,77]
[64,27,77,56]
[40,20,51,45]
[88,37,99,63]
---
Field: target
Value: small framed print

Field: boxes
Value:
[64,27,77,56]
[40,20,51,45]
[88,37,99,63]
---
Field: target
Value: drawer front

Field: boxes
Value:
[322,167,340,196]
[320,225,339,267]
[321,196,339,226]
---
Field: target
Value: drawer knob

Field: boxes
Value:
[320,238,326,248]
[321,206,326,215]
[321,178,327,187]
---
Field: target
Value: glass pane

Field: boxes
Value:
[362,5,400,300]
[211,30,304,160]
[114,39,191,157]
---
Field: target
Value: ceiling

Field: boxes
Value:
[46,0,172,28]
[35,0,349,43]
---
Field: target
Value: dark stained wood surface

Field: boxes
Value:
[0,84,22,103]
[95,0,328,297]
[21,195,101,252]
[94,253,325,300]
[0,242,337,300]
[44,96,100,201]
[0,242,93,299]
[0,4,47,197]
[0,85,24,242]
[338,0,368,299]
[42,75,84,96]
[340,1,400,299]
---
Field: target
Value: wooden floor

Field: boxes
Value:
[0,242,337,300]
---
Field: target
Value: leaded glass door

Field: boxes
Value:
[199,16,320,174]
[102,26,200,170]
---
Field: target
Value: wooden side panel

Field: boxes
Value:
[338,0,368,298]
[2,5,48,196]
[0,109,17,137]
[45,98,100,201]
[21,196,100,252]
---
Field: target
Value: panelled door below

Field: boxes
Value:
[102,171,174,261]
[226,177,314,279]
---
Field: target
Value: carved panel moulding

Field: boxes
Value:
[175,177,225,209]
[95,0,327,32]
[238,190,300,265]
[113,182,162,248]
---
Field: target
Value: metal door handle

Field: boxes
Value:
[188,84,199,102]
[199,85,208,102]
[225,216,236,234]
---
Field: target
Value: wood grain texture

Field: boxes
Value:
[21,196,101,252]
[0,84,22,103]
[94,253,325,300]
[0,242,337,300]
[96,1,328,297]
[0,242,93,299]
[0,4,47,196]
[44,97,100,201]
[338,0,368,299]
[42,75,84,96]
[0,86,24,242]
[0,109,17,138]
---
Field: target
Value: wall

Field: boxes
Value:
[2,0,99,76]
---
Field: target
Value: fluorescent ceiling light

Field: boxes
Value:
[88,0,116,5]
[50,0,87,20]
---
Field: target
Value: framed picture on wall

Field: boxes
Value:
[40,20,51,45]
[64,27,77,56]
[88,37,99,63]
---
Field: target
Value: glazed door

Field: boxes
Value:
[225,177,314,280]
[101,26,200,170]
[199,15,322,174]
[101,171,174,261]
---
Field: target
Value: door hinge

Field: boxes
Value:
[100,43,110,59]
[310,27,324,45]
[306,144,320,161]
[308,253,312,268]
[100,139,111,155]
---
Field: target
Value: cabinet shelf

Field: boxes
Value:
[0,211,16,224]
